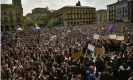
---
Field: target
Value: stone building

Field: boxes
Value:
[25,7,51,24]
[115,0,128,21]
[107,0,133,23]
[96,9,107,23]
[51,6,96,26]
[107,3,116,23]
[127,0,133,23]
[1,0,23,31]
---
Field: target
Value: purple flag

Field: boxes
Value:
[1,34,5,41]
[30,26,36,32]
[107,24,115,31]
[101,30,106,36]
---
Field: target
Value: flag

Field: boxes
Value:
[107,24,115,31]
[35,23,40,30]
[101,30,107,36]
[30,26,36,32]
[101,24,115,36]
[17,27,22,31]
[17,25,22,31]
[1,34,5,41]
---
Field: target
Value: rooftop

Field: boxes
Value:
[63,5,95,9]
[1,4,14,8]
[97,9,107,12]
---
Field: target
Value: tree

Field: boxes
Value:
[24,17,34,26]
[47,18,59,26]
[123,17,130,23]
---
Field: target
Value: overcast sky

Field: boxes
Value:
[1,0,117,16]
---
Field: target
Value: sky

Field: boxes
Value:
[1,0,117,16]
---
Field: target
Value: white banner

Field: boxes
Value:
[93,34,100,39]
[116,36,124,40]
[88,44,95,52]
[109,35,116,39]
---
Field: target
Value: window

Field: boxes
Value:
[5,25,9,31]
[68,22,70,25]
[9,11,13,16]
[10,17,14,22]
[4,17,8,22]
[16,13,21,17]
[16,17,21,23]
[1,26,4,31]
[3,12,7,15]
[11,25,15,29]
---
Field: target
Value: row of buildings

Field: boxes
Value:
[107,0,133,23]
[1,0,23,31]
[1,0,133,31]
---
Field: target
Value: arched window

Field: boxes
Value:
[16,13,21,16]
[11,25,15,29]
[16,17,21,23]
[3,12,7,15]
[5,25,9,31]
[1,26,4,31]
[9,11,13,16]
[77,21,79,25]
[10,17,14,22]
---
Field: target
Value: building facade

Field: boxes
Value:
[96,9,107,23]
[1,0,23,31]
[107,3,116,23]
[51,6,96,26]
[115,0,128,21]
[25,7,51,24]
[127,0,133,23]
[107,0,133,23]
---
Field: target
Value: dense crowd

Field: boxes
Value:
[1,23,133,80]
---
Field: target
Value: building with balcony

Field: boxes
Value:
[51,5,96,26]
[107,3,116,23]
[96,9,107,23]
[26,7,51,22]
[107,0,133,23]
[1,0,24,31]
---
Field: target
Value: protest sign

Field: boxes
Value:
[116,36,124,40]
[94,48,105,54]
[109,35,116,39]
[99,35,109,40]
[88,44,95,52]
[93,34,100,39]
[71,51,83,60]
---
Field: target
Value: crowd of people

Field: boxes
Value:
[1,23,133,80]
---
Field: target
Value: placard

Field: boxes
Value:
[71,51,83,60]
[109,35,116,39]
[93,34,100,39]
[103,35,109,40]
[99,35,109,40]
[116,36,124,40]
[88,44,95,52]
[94,48,105,54]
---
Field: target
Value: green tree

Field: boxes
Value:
[123,17,130,23]
[47,18,59,26]
[25,17,34,26]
